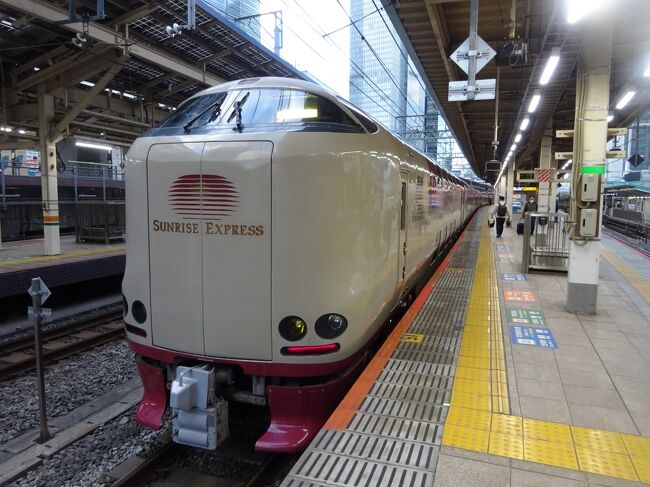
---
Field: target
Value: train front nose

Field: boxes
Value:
[146,140,273,360]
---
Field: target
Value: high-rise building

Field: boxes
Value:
[203,0,261,40]
[349,0,407,133]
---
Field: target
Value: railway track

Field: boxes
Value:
[0,309,124,378]
[111,440,283,487]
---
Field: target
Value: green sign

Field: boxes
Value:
[580,165,606,175]
[508,309,547,327]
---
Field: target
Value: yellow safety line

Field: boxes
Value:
[601,247,650,305]
[0,245,125,268]
[443,222,650,484]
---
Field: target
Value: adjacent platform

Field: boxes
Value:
[0,236,125,298]
[282,208,650,486]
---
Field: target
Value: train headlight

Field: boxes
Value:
[315,313,348,339]
[132,300,147,324]
[279,316,307,341]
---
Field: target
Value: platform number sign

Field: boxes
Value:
[501,273,527,282]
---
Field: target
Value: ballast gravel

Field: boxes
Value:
[0,340,136,444]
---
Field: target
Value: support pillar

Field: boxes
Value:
[39,93,60,256]
[566,15,612,314]
[506,160,515,216]
[537,125,553,213]
[499,173,507,199]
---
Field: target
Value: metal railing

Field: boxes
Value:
[522,212,570,273]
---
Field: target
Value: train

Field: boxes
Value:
[121,77,489,452]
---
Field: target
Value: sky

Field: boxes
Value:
[258,0,351,97]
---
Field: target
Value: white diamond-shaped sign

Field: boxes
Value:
[27,277,51,304]
[451,35,496,75]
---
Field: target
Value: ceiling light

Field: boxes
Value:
[123,92,136,100]
[540,48,561,85]
[615,89,636,109]
[561,159,572,170]
[510,143,517,151]
[1,127,12,132]
[515,133,522,143]
[607,114,614,123]
[80,80,95,87]
[520,118,530,131]
[76,140,113,151]
[33,67,40,71]
[18,129,26,134]
[528,92,541,113]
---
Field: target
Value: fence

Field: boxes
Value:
[0,201,125,243]
[521,212,570,273]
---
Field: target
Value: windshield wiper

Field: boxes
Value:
[226,92,250,133]
[183,98,224,133]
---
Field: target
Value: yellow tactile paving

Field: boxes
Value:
[571,426,627,454]
[601,247,650,305]
[0,245,125,267]
[524,437,579,470]
[489,431,524,459]
[576,447,639,481]
[442,220,650,484]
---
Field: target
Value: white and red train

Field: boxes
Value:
[122,77,488,452]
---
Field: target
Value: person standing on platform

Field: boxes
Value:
[489,196,511,239]
[522,195,538,234]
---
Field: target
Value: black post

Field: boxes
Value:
[30,278,51,443]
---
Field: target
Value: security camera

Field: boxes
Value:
[165,25,175,37]
[165,23,184,38]
[72,32,87,48]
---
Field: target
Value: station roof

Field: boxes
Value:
[386,0,650,182]
[0,0,307,147]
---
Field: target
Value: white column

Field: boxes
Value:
[506,160,515,215]
[39,93,60,256]
[499,173,507,199]
[537,126,553,213]
[566,15,612,314]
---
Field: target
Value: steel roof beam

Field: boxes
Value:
[0,0,224,86]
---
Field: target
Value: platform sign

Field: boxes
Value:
[504,290,537,303]
[510,326,557,348]
[498,253,515,259]
[498,257,513,263]
[496,245,512,253]
[508,309,547,327]
[501,273,527,282]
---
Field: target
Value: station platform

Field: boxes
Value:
[0,236,125,298]
[282,208,650,486]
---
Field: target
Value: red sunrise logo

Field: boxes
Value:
[169,174,239,221]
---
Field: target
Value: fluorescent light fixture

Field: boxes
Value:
[561,159,572,170]
[33,67,40,71]
[80,80,95,87]
[76,141,113,151]
[276,108,318,122]
[158,103,167,109]
[0,20,12,27]
[18,129,26,134]
[607,114,614,123]
[520,118,530,131]
[510,143,517,151]
[123,92,136,100]
[528,92,541,113]
[515,133,522,143]
[615,89,636,109]
[540,48,561,85]
[0,127,12,132]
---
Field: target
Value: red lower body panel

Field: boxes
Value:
[134,357,167,430]
[130,341,368,452]
[255,352,367,452]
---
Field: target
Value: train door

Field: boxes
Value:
[201,141,272,361]
[148,142,205,355]
[398,171,409,288]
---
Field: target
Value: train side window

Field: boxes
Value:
[336,97,379,133]
[275,90,363,132]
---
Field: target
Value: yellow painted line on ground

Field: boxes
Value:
[443,222,650,484]
[0,245,125,268]
[601,247,650,305]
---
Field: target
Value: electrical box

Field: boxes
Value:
[579,174,599,202]
[579,209,598,237]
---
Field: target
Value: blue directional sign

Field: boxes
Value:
[509,325,557,348]
[501,273,527,282]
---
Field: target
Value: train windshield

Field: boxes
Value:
[154,89,364,134]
